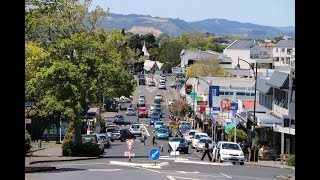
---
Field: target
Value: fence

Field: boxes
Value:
[30,140,42,152]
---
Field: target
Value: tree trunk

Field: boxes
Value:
[74,117,82,144]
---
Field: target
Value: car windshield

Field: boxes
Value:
[115,115,123,118]
[131,125,140,129]
[156,122,164,125]
[107,129,115,132]
[171,138,185,143]
[200,135,208,138]
[113,130,121,133]
[158,129,167,133]
[82,135,97,143]
[189,132,196,136]
[127,108,133,111]
[222,143,241,150]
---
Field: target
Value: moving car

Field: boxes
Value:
[178,125,191,135]
[158,82,166,89]
[192,132,209,149]
[126,107,136,116]
[113,114,125,124]
[82,134,105,154]
[159,78,166,83]
[150,116,160,125]
[129,123,143,136]
[154,93,163,101]
[212,141,245,165]
[168,137,189,154]
[154,121,164,130]
[106,127,118,138]
[138,95,145,101]
[169,81,177,88]
[137,99,146,107]
[196,137,214,152]
[110,129,136,142]
[184,129,200,144]
[148,80,155,86]
[138,106,148,118]
[150,112,160,119]
[155,128,169,140]
[153,108,163,118]
[160,125,172,137]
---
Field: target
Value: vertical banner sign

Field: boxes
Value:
[209,86,220,111]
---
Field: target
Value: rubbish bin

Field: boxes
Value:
[250,149,259,162]
[159,145,163,152]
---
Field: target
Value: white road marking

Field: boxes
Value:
[220,173,232,178]
[175,171,199,174]
[167,176,205,180]
[53,162,110,167]
[194,152,202,158]
[88,169,122,172]
[159,157,189,161]
[133,166,161,174]
[109,161,168,169]
[173,160,233,166]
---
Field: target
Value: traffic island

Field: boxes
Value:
[25,166,56,173]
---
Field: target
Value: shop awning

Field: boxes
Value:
[255,112,282,127]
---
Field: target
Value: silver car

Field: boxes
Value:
[196,137,214,152]
[158,82,166,89]
[126,107,136,116]
[98,133,111,148]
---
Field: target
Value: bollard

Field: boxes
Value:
[159,145,163,152]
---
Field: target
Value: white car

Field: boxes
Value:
[154,93,163,101]
[158,82,166,89]
[138,95,145,101]
[192,132,208,149]
[196,137,214,152]
[159,78,166,83]
[212,141,246,165]
[126,107,136,116]
[150,104,155,111]
[148,80,155,86]
[184,129,199,144]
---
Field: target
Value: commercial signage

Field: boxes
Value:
[196,97,204,101]
[209,86,220,111]
[229,101,238,110]
[190,92,197,99]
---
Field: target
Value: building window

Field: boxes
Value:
[274,89,288,109]
[276,48,278,53]
[281,57,284,61]
[281,48,285,52]
[260,51,262,55]
[219,92,224,95]
[274,57,279,61]
[263,51,267,55]
[236,92,245,96]
[254,54,258,58]
[287,49,292,55]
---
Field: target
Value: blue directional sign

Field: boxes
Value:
[229,101,238,110]
[149,148,160,161]
[209,86,220,110]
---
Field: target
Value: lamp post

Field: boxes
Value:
[237,57,258,149]
[195,77,213,138]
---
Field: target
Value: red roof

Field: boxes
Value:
[242,101,259,108]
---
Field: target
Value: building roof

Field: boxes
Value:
[143,60,156,71]
[256,77,272,95]
[266,71,289,89]
[225,68,252,77]
[180,49,232,64]
[274,39,295,48]
[226,39,256,49]
[258,42,275,47]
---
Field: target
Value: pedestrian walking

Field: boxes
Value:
[201,140,212,161]
[140,133,147,146]
[152,131,158,146]
[137,117,140,123]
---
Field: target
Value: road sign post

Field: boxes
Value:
[149,148,160,166]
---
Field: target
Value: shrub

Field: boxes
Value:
[25,131,32,155]
[287,155,295,166]
[227,128,247,142]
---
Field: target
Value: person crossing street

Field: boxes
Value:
[201,139,212,161]
[152,131,158,146]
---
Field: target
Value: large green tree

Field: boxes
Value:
[157,39,185,72]
[25,0,135,143]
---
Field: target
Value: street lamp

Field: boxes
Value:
[195,77,215,139]
[236,57,258,149]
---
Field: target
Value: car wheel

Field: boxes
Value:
[240,162,244,165]
[196,149,199,152]
[232,162,236,165]
[100,149,104,154]
[121,137,125,142]
[184,149,188,154]
[110,139,114,142]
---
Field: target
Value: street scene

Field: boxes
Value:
[25,0,295,180]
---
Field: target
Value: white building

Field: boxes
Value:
[272,39,295,67]
[223,39,273,77]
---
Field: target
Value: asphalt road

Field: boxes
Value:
[25,74,295,180]
[26,158,294,180]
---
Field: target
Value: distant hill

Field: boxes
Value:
[100,13,294,39]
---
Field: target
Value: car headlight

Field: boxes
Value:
[221,151,228,155]
[240,153,244,156]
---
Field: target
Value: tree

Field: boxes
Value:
[157,39,185,72]
[185,58,233,78]
[121,28,125,36]
[227,128,248,142]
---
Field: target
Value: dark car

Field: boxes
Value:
[179,125,191,135]
[150,116,160,125]
[153,108,163,118]
[110,129,136,142]
[154,99,162,105]
[168,137,189,154]
[113,114,124,125]
[160,125,172,137]
[150,112,160,119]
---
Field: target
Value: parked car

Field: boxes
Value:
[149,104,155,111]
[154,121,165,130]
[138,106,148,118]
[160,125,172,137]
[113,114,125,124]
[169,81,177,88]
[196,137,214,152]
[156,128,169,140]
[192,132,209,149]
[98,133,111,148]
[126,107,136,116]
[212,141,245,165]
[138,95,145,101]
[148,80,155,86]
[153,108,163,118]
[105,122,118,129]
[82,134,105,154]
[178,125,191,135]
[110,129,136,142]
[129,123,143,136]
[154,93,163,101]
[150,112,160,119]
[168,137,189,154]
[184,129,200,144]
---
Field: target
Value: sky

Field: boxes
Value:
[90,0,295,27]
